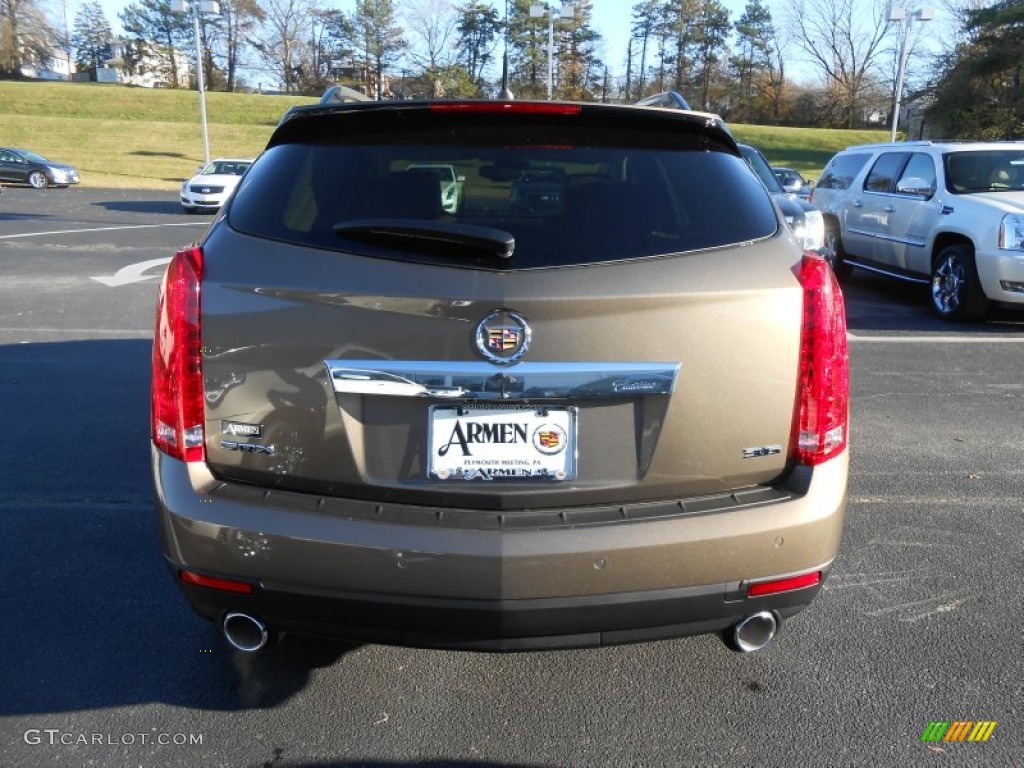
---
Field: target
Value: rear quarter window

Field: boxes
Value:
[228,113,779,270]
[864,152,909,193]
[817,152,872,190]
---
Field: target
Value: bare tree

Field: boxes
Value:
[252,0,316,93]
[218,0,264,91]
[780,0,896,127]
[404,0,458,96]
[0,0,58,77]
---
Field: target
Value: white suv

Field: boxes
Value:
[811,141,1024,320]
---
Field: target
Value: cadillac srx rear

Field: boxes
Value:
[152,99,849,653]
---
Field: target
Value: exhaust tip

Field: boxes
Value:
[222,611,268,653]
[732,611,777,653]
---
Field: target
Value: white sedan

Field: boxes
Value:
[180,158,253,213]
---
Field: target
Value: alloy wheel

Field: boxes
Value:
[931,254,965,315]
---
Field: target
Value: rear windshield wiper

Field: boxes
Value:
[334,219,515,260]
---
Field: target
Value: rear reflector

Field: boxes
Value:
[795,252,849,465]
[179,569,254,595]
[152,246,205,462]
[429,102,582,115]
[748,571,822,597]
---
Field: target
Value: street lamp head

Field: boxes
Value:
[887,8,906,22]
[916,8,935,21]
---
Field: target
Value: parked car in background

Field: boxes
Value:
[404,163,464,213]
[811,140,1024,320]
[180,158,253,213]
[773,167,813,199]
[152,96,849,656]
[740,144,824,253]
[0,147,80,188]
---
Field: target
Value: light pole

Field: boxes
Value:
[889,7,934,142]
[171,0,220,165]
[529,2,574,100]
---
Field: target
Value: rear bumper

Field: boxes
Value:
[154,446,847,650]
[174,566,827,650]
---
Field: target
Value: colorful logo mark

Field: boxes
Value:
[537,431,560,449]
[921,721,997,743]
[488,327,520,351]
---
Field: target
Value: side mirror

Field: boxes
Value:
[896,177,934,196]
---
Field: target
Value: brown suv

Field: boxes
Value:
[152,98,849,654]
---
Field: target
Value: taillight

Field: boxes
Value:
[152,246,205,462]
[795,252,849,465]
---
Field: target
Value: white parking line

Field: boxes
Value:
[0,328,151,335]
[0,223,206,240]
[847,333,1024,343]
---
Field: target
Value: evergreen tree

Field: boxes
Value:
[455,0,501,91]
[507,0,600,99]
[690,0,730,111]
[119,0,191,88]
[556,0,601,100]
[506,0,546,98]
[629,0,661,99]
[72,1,113,75]
[929,0,1024,139]
[730,0,775,121]
[353,0,405,99]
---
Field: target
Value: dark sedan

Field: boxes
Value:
[0,147,80,188]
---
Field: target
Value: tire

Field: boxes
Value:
[27,170,48,189]
[821,220,852,279]
[930,243,990,321]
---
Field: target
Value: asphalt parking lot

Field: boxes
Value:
[1,186,1022,767]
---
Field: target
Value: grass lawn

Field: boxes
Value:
[0,81,316,189]
[0,80,889,190]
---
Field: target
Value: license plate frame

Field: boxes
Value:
[427,405,577,481]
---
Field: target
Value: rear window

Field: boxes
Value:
[229,111,778,270]
[817,152,872,191]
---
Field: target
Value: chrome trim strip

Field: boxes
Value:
[325,360,680,400]
[843,258,930,284]
[845,227,927,248]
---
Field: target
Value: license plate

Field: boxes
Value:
[428,405,576,481]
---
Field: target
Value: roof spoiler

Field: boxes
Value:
[319,85,373,104]
[635,91,691,110]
